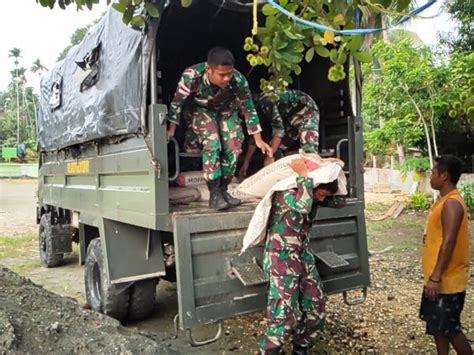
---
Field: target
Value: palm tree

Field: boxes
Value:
[8,47,22,144]
[30,59,48,76]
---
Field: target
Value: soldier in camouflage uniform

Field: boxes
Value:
[239,90,320,179]
[259,159,338,355]
[167,47,272,210]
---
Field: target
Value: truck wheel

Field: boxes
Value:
[85,239,130,321]
[127,278,158,321]
[39,213,63,267]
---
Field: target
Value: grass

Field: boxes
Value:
[0,233,37,259]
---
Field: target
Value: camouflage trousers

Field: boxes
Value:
[259,235,326,354]
[281,107,320,154]
[186,106,244,181]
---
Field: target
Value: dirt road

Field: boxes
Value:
[0,179,37,236]
[1,179,473,354]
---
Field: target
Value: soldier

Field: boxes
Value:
[239,90,320,180]
[167,47,272,210]
[260,158,338,355]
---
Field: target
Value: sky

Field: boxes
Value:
[0,0,456,94]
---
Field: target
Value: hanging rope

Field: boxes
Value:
[252,0,258,36]
[266,0,437,36]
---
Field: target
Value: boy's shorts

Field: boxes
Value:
[419,291,465,336]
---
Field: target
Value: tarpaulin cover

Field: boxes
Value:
[38,9,143,151]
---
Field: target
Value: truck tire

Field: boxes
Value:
[39,213,63,267]
[85,238,130,321]
[127,278,158,321]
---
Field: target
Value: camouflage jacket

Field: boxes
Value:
[254,89,319,138]
[167,63,261,135]
[267,177,347,248]
[267,176,315,248]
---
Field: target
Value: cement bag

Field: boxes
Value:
[237,152,344,198]
[169,187,201,204]
[240,155,347,254]
[196,183,258,202]
[176,171,206,187]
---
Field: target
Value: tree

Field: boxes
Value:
[362,40,443,167]
[30,58,48,75]
[8,47,22,144]
[440,0,473,53]
[36,0,421,89]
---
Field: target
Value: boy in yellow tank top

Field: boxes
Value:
[420,155,472,355]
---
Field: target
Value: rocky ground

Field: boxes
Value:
[0,180,473,354]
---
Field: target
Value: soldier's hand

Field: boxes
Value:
[167,126,176,142]
[263,156,275,167]
[255,140,273,157]
[288,158,308,177]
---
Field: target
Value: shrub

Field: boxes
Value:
[407,191,431,211]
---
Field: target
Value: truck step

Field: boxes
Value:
[314,251,349,268]
[230,259,267,286]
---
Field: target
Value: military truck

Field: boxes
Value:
[37,0,369,345]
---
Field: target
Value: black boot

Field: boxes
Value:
[292,343,308,355]
[207,179,230,210]
[220,176,241,207]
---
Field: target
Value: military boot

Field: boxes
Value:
[292,343,308,355]
[207,179,230,210]
[220,176,241,207]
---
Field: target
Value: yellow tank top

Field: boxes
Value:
[422,189,470,293]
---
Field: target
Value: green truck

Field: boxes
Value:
[37,0,369,345]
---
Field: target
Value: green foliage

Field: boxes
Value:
[398,157,430,175]
[406,191,431,211]
[459,183,474,217]
[440,0,473,53]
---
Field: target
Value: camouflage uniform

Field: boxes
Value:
[259,176,326,354]
[254,90,320,154]
[168,63,261,181]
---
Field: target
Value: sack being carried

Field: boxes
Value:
[237,153,344,198]
[238,152,347,254]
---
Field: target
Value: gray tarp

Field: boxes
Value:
[38,9,143,151]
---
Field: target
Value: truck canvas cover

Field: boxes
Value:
[37,9,144,151]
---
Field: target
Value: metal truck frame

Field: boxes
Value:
[37,0,369,345]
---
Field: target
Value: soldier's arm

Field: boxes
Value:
[281,176,314,214]
[234,73,261,135]
[167,69,196,125]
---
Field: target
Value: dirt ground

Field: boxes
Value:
[0,179,473,354]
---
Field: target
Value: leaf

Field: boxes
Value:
[39,0,51,7]
[336,50,348,65]
[283,28,305,40]
[112,2,126,13]
[329,49,338,63]
[144,1,160,17]
[130,15,145,28]
[274,50,300,64]
[333,14,346,26]
[272,34,288,50]
[305,47,314,63]
[123,6,134,24]
[262,4,278,16]
[278,0,288,6]
[349,35,363,53]
[353,51,372,63]
[324,30,335,44]
[133,0,143,4]
[118,0,128,6]
[180,0,192,7]
[314,45,330,58]
[294,64,302,75]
